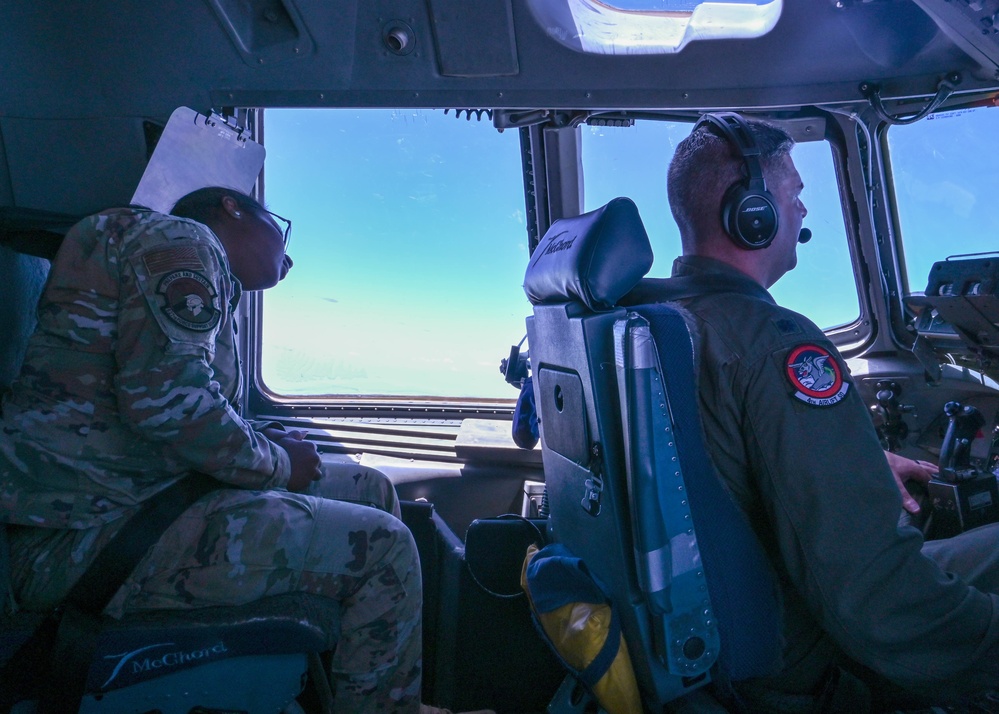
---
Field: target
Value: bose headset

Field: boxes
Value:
[694,112,811,250]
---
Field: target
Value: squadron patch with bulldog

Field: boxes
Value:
[785,343,849,407]
[157,270,221,332]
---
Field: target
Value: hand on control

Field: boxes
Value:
[884,450,937,514]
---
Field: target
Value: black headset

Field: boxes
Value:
[694,112,780,250]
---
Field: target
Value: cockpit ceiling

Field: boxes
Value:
[3,0,999,121]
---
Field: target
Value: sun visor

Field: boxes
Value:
[131,107,265,214]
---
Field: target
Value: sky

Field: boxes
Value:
[257,106,999,400]
[888,108,999,285]
[261,110,530,398]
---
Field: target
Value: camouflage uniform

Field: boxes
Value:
[0,208,423,713]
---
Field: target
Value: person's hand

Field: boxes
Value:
[275,429,322,492]
[261,426,289,442]
[884,450,937,514]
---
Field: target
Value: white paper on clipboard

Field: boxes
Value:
[131,107,266,214]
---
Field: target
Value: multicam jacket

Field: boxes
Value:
[0,208,290,529]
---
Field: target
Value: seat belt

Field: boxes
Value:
[0,473,219,713]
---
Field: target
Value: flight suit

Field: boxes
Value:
[626,255,999,706]
[0,208,423,713]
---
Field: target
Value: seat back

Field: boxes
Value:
[525,198,781,708]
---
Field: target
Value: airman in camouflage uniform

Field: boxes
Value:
[0,190,424,713]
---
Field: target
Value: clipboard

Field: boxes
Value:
[131,107,266,214]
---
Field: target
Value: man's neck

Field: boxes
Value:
[686,247,770,288]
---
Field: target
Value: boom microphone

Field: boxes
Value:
[798,228,812,244]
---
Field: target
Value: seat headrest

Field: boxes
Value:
[523,197,653,311]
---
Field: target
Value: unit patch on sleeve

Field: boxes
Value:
[157,270,221,331]
[785,344,849,406]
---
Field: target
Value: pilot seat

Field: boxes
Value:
[523,197,782,712]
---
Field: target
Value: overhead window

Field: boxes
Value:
[527,0,782,55]
[258,109,529,401]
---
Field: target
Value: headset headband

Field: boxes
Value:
[693,112,780,250]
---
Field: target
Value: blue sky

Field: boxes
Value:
[261,110,529,398]
[888,109,999,285]
[257,107,999,399]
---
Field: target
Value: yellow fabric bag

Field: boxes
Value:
[521,543,642,714]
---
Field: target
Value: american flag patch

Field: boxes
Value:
[143,246,205,274]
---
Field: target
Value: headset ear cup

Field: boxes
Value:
[720,182,745,246]
[722,183,779,250]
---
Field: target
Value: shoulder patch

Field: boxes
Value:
[157,270,221,332]
[785,344,849,406]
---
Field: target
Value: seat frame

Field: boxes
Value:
[524,198,781,711]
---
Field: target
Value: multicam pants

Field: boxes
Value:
[8,459,423,714]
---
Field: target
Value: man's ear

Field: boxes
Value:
[221,195,242,219]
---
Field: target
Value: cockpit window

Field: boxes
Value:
[887,105,999,296]
[259,109,529,400]
[580,119,859,330]
[527,0,782,55]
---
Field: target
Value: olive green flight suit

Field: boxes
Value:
[627,255,999,706]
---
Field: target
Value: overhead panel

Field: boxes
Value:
[207,0,315,66]
[912,0,999,72]
[832,0,939,69]
[2,117,149,215]
[425,0,519,77]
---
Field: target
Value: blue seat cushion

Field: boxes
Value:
[633,303,783,681]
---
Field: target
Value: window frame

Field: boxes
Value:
[246,107,536,417]
[575,112,871,351]
[244,109,873,420]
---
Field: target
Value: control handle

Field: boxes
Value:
[939,401,985,479]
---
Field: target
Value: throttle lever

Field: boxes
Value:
[939,401,985,480]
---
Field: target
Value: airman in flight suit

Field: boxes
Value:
[624,117,999,710]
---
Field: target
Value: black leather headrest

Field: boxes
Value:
[523,197,653,311]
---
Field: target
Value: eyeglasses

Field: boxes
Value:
[257,208,292,251]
